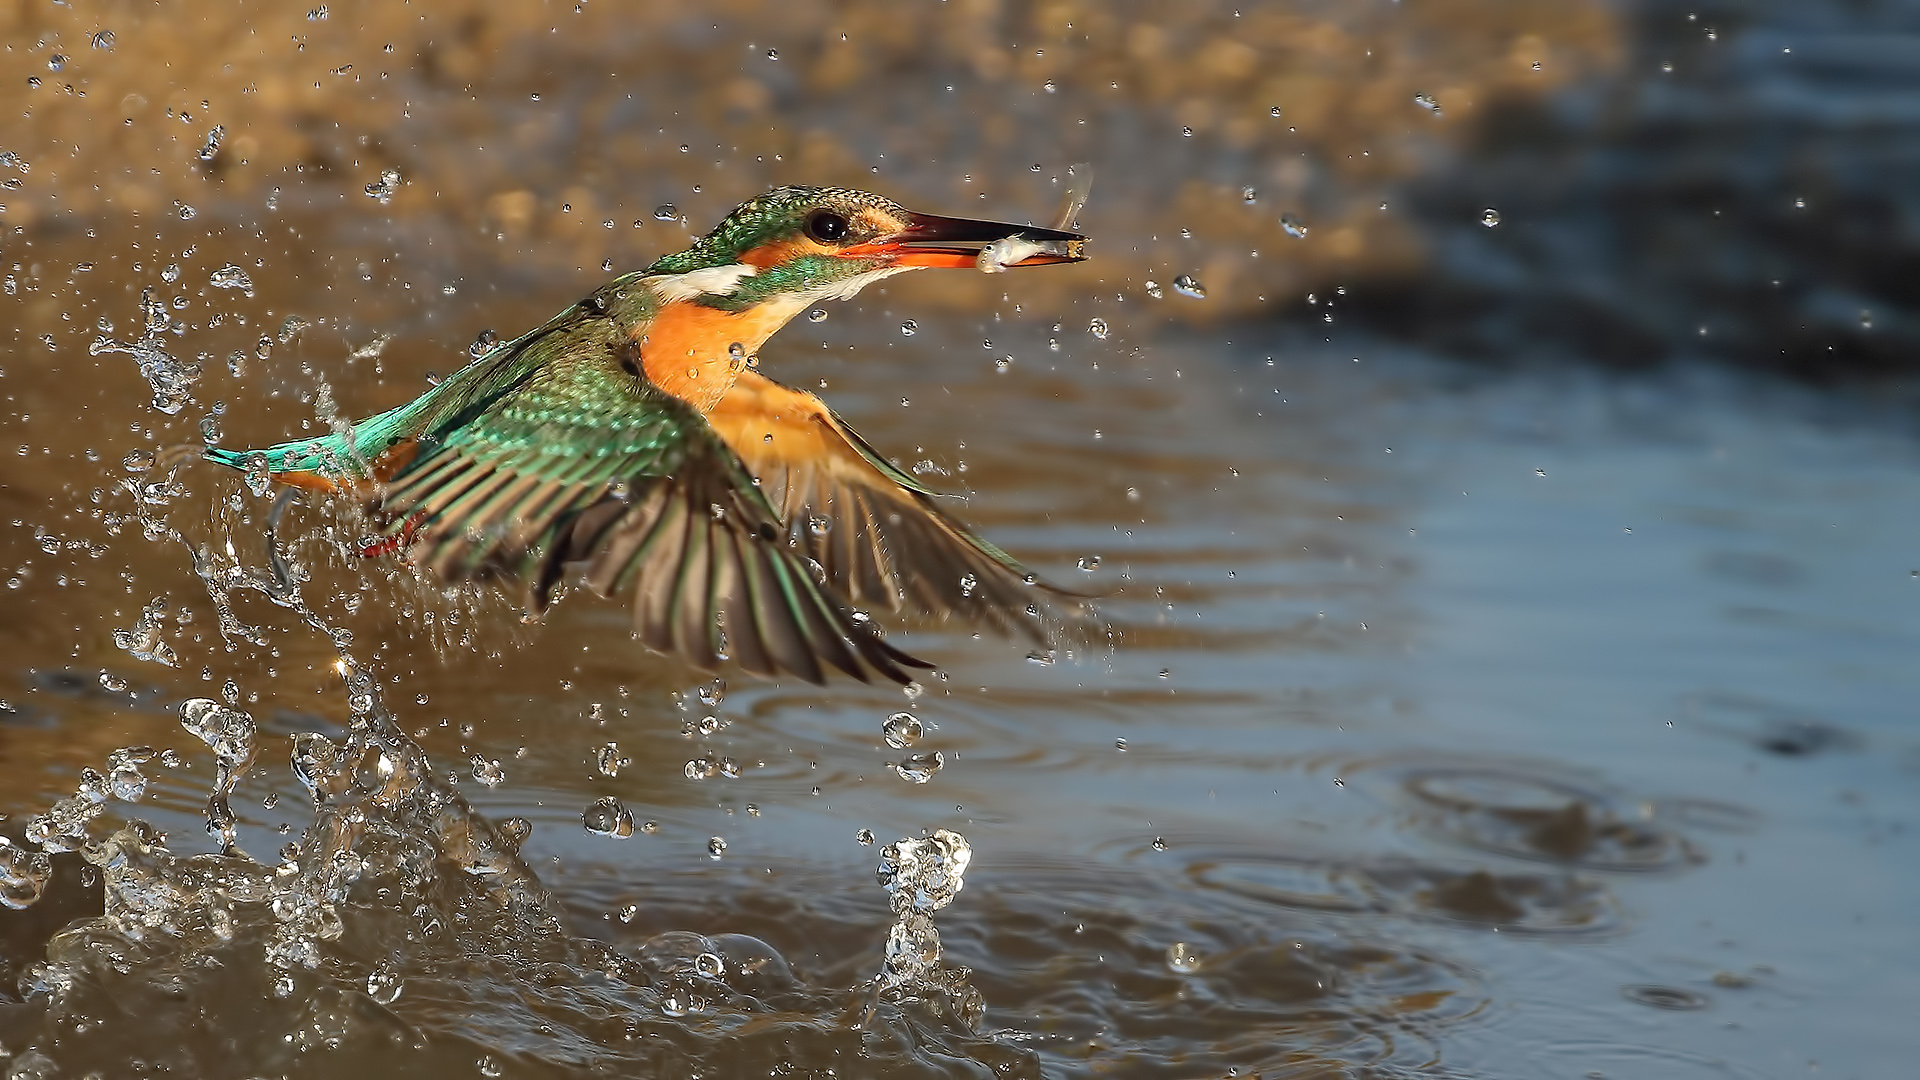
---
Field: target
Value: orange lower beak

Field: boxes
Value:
[840,211,1088,269]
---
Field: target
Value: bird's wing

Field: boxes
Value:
[705,369,1081,644]
[374,323,928,685]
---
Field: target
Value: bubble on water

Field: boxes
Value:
[364,168,402,205]
[1144,280,1164,299]
[807,308,827,323]
[707,836,727,859]
[1089,317,1109,339]
[583,796,635,839]
[594,741,625,777]
[1413,93,1443,115]
[196,125,226,162]
[1281,214,1310,239]
[1165,941,1204,973]
[470,756,505,787]
[91,29,116,49]
[856,828,876,846]
[209,264,254,297]
[1173,274,1207,299]
[1481,208,1501,227]
[900,320,918,336]
[892,751,944,784]
[653,204,678,221]
[883,712,923,749]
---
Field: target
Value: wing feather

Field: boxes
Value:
[706,370,1086,643]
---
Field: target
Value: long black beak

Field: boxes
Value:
[844,213,1087,268]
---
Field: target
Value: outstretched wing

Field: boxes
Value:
[705,370,1083,643]
[374,324,927,684]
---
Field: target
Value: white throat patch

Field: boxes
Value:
[643,264,759,304]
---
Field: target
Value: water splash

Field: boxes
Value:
[872,828,983,1027]
[90,288,199,414]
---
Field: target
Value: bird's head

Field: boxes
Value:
[641,185,1086,315]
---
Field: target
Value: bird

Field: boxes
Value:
[202,185,1089,685]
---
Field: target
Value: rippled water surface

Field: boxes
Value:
[5,2,1919,1078]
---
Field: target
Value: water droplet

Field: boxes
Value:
[1281,214,1309,239]
[364,168,402,205]
[242,451,272,497]
[468,329,499,358]
[1242,187,1258,204]
[122,449,155,472]
[707,836,728,859]
[900,320,918,336]
[1151,836,1169,851]
[807,514,831,537]
[161,263,182,284]
[196,126,226,162]
[1413,93,1442,114]
[1043,80,1057,93]
[208,265,254,297]
[994,356,1011,373]
[583,795,635,838]
[1270,106,1283,117]
[883,712,923,749]
[765,48,779,60]
[1088,317,1109,340]
[807,308,827,323]
[1165,942,1203,973]
[892,751,944,784]
[98,671,128,693]
[1076,554,1101,571]
[91,30,115,50]
[366,962,404,1004]
[1181,126,1194,137]
[856,828,876,845]
[1115,738,1127,751]
[653,204,678,221]
[684,756,717,781]
[470,756,505,787]
[1172,274,1206,300]
[1143,280,1164,299]
[176,203,196,220]
[1481,208,1501,227]
[594,741,625,776]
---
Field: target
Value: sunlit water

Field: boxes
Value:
[6,1,1920,1076]
[5,292,1919,1076]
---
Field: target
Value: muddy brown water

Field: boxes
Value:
[4,3,1919,1078]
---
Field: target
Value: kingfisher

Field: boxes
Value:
[203,186,1088,685]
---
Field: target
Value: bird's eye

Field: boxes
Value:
[806,210,850,243]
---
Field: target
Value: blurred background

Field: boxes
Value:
[2,1,1917,1078]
